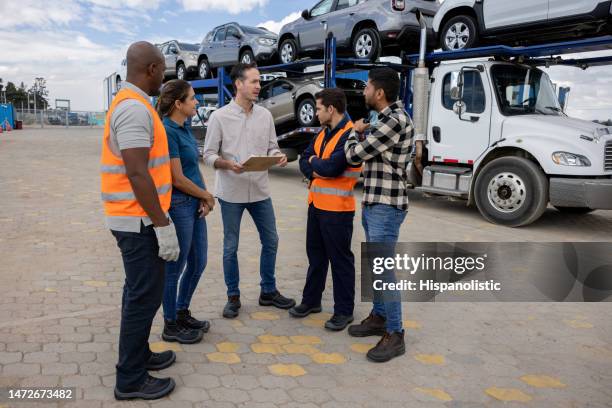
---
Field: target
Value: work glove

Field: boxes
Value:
[153,218,180,262]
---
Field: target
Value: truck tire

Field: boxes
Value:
[474,157,549,227]
[297,97,317,127]
[554,206,595,215]
[352,27,380,62]
[440,15,478,51]
[279,38,298,64]
[177,63,187,80]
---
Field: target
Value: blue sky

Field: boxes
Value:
[0,0,304,111]
[1,0,611,120]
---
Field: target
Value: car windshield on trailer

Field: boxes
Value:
[241,26,270,35]
[179,43,199,51]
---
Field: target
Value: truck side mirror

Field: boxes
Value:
[450,86,462,100]
[453,101,466,116]
[302,9,311,19]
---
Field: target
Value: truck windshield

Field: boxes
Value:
[491,65,562,116]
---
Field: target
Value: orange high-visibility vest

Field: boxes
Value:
[100,88,172,218]
[308,120,362,212]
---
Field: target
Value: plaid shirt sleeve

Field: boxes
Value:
[344,114,404,165]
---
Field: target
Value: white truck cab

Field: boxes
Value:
[411,60,612,226]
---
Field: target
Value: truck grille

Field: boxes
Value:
[606,141,612,171]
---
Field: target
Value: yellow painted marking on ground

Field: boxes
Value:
[216,342,241,353]
[250,311,280,320]
[564,319,593,329]
[268,363,307,377]
[485,387,532,402]
[282,344,319,355]
[251,343,284,354]
[414,354,445,365]
[403,320,422,329]
[206,352,241,364]
[84,280,108,287]
[311,352,347,364]
[230,320,244,328]
[350,343,374,354]
[414,387,453,402]
[302,318,325,328]
[258,334,291,344]
[289,335,322,345]
[520,375,567,389]
[44,288,58,293]
[309,312,332,321]
[150,341,183,353]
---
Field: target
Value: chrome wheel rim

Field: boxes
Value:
[199,62,208,78]
[355,33,373,58]
[177,66,185,79]
[281,43,294,63]
[300,103,314,124]
[445,22,470,50]
[241,53,252,64]
[487,172,526,213]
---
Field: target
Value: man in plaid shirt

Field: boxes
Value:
[344,67,413,363]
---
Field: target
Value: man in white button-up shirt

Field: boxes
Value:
[203,63,296,318]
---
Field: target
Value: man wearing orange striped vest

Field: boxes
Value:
[101,42,178,401]
[290,88,362,331]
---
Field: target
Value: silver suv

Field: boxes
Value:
[159,41,200,80]
[278,0,439,63]
[197,23,278,79]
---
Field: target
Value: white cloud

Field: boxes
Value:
[257,11,301,34]
[179,0,269,14]
[0,29,125,111]
[83,0,162,9]
[0,0,81,28]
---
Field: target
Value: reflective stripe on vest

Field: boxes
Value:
[308,120,363,212]
[101,183,172,202]
[100,155,170,174]
[100,88,172,218]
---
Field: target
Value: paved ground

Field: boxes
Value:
[0,127,611,408]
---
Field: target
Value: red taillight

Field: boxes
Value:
[391,0,405,11]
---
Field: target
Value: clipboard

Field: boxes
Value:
[241,155,282,172]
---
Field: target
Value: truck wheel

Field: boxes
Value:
[240,50,255,64]
[352,27,380,61]
[279,38,298,64]
[554,206,595,215]
[440,15,478,51]
[474,157,548,227]
[177,63,187,80]
[198,59,211,79]
[297,98,317,127]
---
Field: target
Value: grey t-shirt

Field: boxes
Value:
[106,82,159,233]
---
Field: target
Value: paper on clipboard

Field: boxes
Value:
[241,155,282,172]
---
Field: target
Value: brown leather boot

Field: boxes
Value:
[366,331,405,363]
[347,312,386,337]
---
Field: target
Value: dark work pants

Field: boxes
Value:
[111,223,165,391]
[302,204,355,315]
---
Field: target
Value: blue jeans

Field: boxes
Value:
[163,192,208,321]
[219,197,278,297]
[362,203,407,333]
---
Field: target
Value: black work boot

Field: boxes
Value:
[324,314,354,331]
[288,303,322,318]
[177,309,210,333]
[162,320,203,344]
[347,312,387,337]
[259,290,296,309]
[223,295,241,319]
[145,350,176,371]
[366,331,406,363]
[114,375,175,400]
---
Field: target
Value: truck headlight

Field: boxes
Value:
[552,152,591,167]
[257,38,276,46]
